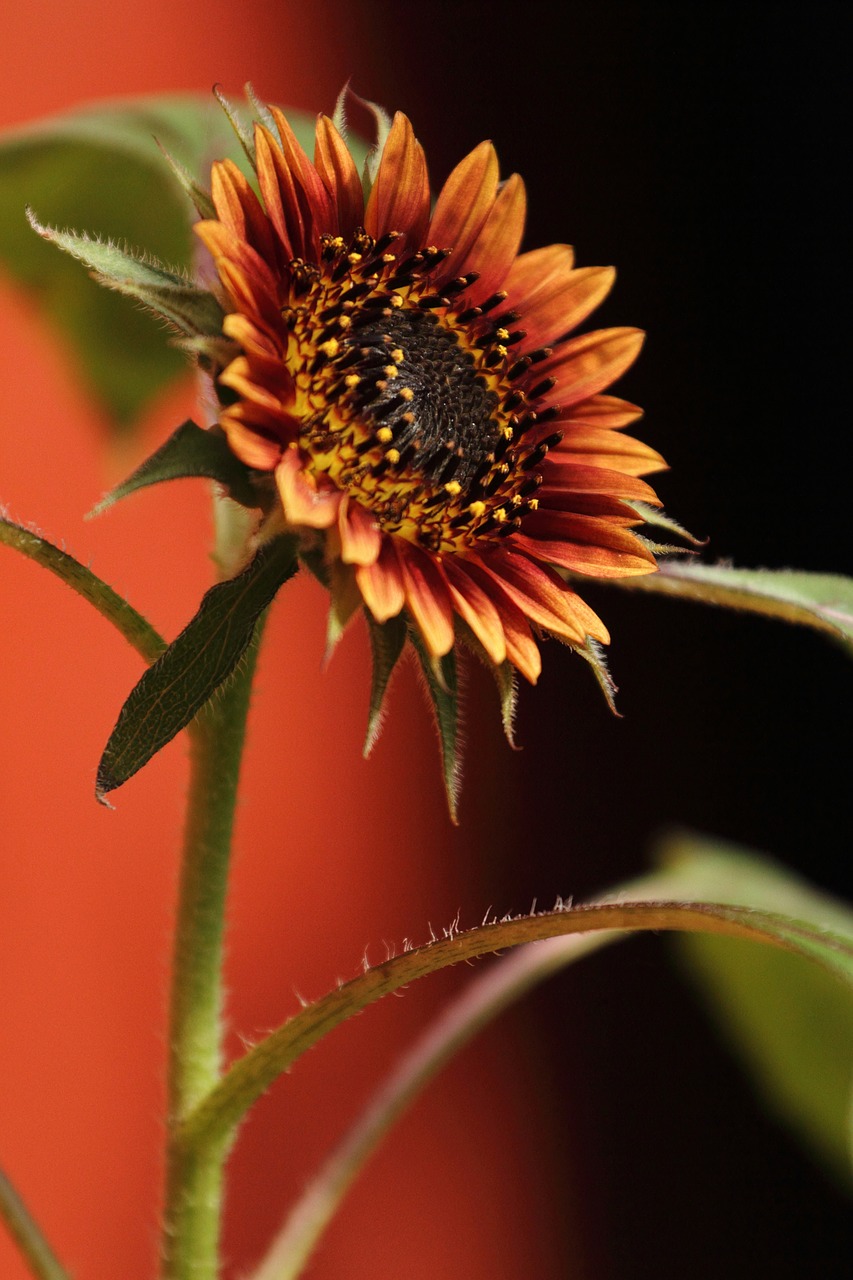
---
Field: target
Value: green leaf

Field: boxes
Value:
[658,832,853,1181]
[409,630,461,823]
[96,534,298,799]
[27,209,224,337]
[610,559,853,657]
[183,866,853,1155]
[0,513,164,663]
[364,613,407,756]
[89,420,260,516]
[0,94,317,431]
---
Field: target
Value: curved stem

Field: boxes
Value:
[160,618,265,1280]
[0,1167,71,1280]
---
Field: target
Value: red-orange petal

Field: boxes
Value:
[356,536,406,622]
[211,159,278,264]
[552,427,667,477]
[220,418,282,471]
[338,496,382,566]
[269,105,334,243]
[397,542,455,657]
[540,328,645,407]
[442,556,507,666]
[503,244,575,308]
[521,265,616,348]
[427,140,499,280]
[480,547,609,644]
[458,557,542,683]
[314,114,365,238]
[554,393,644,429]
[462,174,527,307]
[364,113,430,251]
[542,462,661,505]
[275,447,341,529]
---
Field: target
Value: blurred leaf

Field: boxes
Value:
[659,832,853,1182]
[0,94,317,432]
[96,534,298,799]
[613,559,853,657]
[0,1166,71,1280]
[0,513,164,662]
[409,630,460,823]
[363,613,407,757]
[89,420,259,515]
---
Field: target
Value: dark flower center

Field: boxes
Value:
[345,309,501,491]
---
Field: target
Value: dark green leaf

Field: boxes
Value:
[658,833,853,1181]
[89,420,260,515]
[409,630,460,823]
[364,613,407,756]
[96,535,298,799]
[612,560,853,658]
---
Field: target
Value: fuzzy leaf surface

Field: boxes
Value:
[96,535,298,798]
[614,559,853,657]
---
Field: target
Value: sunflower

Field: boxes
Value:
[193,98,665,687]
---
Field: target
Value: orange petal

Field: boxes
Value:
[427,140,499,280]
[461,174,527,306]
[443,556,507,666]
[314,113,364,238]
[554,393,644,429]
[552,427,667,477]
[479,547,609,644]
[503,244,575,307]
[514,515,656,577]
[364,113,430,251]
[397,542,455,657]
[542,462,661,505]
[254,123,300,259]
[220,416,282,471]
[275,447,341,529]
[457,557,541,683]
[211,159,277,263]
[539,328,645,407]
[269,105,334,242]
[356,536,406,622]
[521,265,615,348]
[338,495,382,566]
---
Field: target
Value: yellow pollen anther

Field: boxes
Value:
[399,386,415,401]
[329,236,345,250]
[386,448,401,463]
[401,411,415,424]
[338,314,352,329]
[468,500,486,518]
[383,365,398,378]
[493,508,507,523]
[390,348,405,363]
[319,337,340,357]
[389,294,403,308]
[444,481,462,496]
[348,252,362,264]
[345,374,360,388]
[495,344,508,358]
[502,424,513,440]
[376,379,388,391]
[376,426,394,443]
[529,497,539,510]
[495,328,510,341]
[382,253,396,263]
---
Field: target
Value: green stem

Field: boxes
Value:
[161,618,265,1280]
[0,1167,71,1280]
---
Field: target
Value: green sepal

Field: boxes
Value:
[628,500,706,548]
[575,635,620,715]
[455,619,518,747]
[154,138,216,219]
[409,629,461,823]
[27,209,224,338]
[213,85,257,166]
[96,534,299,800]
[363,612,407,757]
[88,419,260,517]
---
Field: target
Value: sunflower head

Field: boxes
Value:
[194,92,666,711]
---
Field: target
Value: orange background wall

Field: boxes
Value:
[0,3,576,1278]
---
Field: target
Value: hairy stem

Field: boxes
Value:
[160,620,265,1280]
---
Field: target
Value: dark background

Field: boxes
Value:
[354,3,852,1275]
